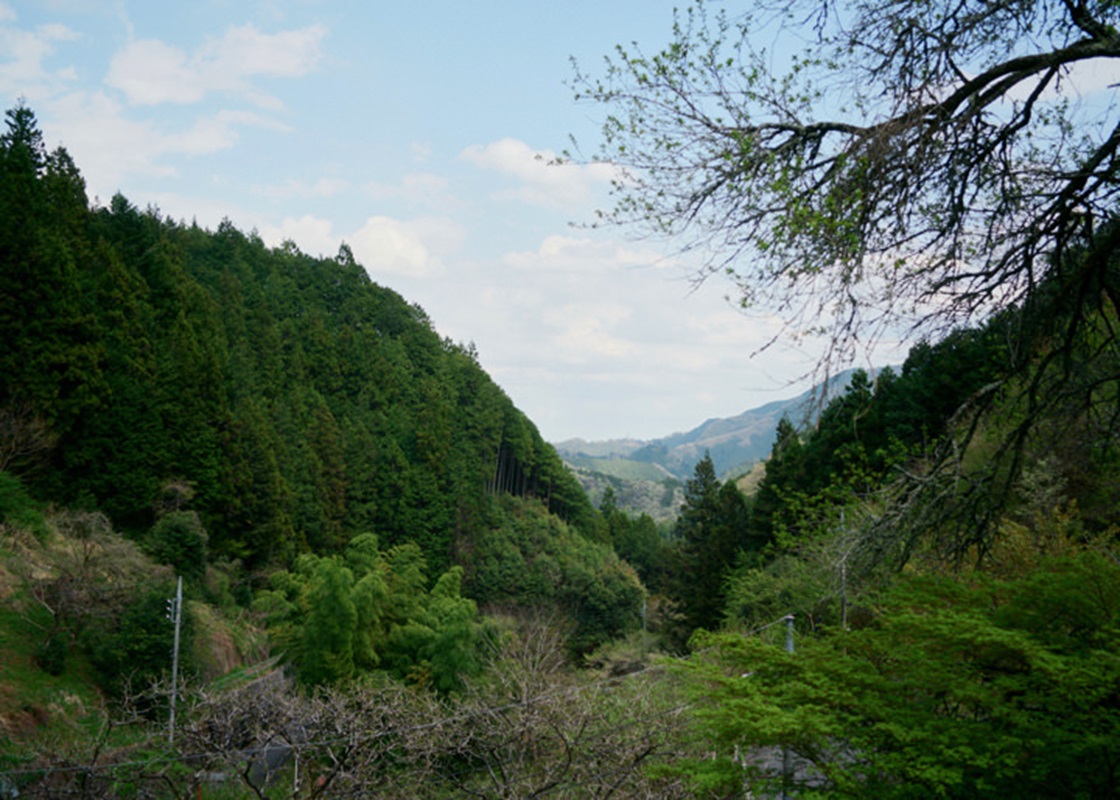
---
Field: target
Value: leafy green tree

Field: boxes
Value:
[83,581,192,704]
[345,533,389,670]
[405,566,487,693]
[0,104,104,437]
[613,511,667,590]
[678,552,1120,798]
[257,536,488,690]
[751,417,805,546]
[146,510,208,581]
[299,557,358,686]
[0,470,49,541]
[467,495,646,654]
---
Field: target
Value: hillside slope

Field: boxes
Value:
[0,106,597,575]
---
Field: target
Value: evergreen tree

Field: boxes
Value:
[674,452,731,632]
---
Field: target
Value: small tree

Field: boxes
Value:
[146,510,208,581]
[674,453,747,633]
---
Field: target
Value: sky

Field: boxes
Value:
[0,0,898,443]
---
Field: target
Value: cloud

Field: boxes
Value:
[258,214,339,256]
[240,212,468,284]
[105,22,326,107]
[502,234,682,287]
[546,302,638,360]
[460,137,618,208]
[0,19,79,98]
[105,39,198,104]
[349,215,465,279]
[44,92,287,194]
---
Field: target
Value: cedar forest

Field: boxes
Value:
[2,1,1120,797]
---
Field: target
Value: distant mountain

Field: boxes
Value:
[555,369,863,484]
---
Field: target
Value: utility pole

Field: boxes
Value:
[168,575,183,744]
[839,509,848,631]
[782,614,795,800]
[641,595,648,659]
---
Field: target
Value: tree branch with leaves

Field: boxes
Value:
[573,0,1120,556]
[574,0,1120,354]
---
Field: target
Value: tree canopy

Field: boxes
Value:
[573,0,1120,369]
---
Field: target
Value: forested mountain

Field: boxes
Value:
[555,369,860,482]
[0,104,643,667]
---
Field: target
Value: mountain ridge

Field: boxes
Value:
[554,368,863,482]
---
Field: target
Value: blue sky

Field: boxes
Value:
[1,0,892,442]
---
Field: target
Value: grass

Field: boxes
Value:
[566,455,669,482]
[0,601,107,749]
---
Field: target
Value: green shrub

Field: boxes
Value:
[34,631,68,676]
[146,511,208,580]
[0,471,49,541]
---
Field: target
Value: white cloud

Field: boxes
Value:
[431,228,843,439]
[44,93,287,193]
[0,20,80,98]
[106,39,201,104]
[349,216,465,279]
[207,24,324,78]
[460,137,618,208]
[233,212,468,282]
[547,302,638,360]
[0,4,17,23]
[105,23,326,107]
[504,233,675,277]
[258,214,339,256]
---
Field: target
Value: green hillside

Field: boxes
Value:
[0,105,596,571]
[0,104,648,712]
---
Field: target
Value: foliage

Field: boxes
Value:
[145,509,208,581]
[255,533,490,691]
[670,453,759,637]
[33,629,68,676]
[82,580,191,704]
[574,0,1120,368]
[465,495,646,655]
[602,488,671,590]
[0,104,599,586]
[0,471,48,542]
[678,551,1120,798]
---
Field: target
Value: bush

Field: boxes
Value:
[0,470,49,541]
[35,631,68,676]
[83,582,191,705]
[146,511,208,580]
